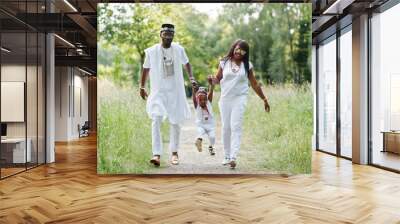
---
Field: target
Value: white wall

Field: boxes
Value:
[1,65,32,138]
[1,63,46,164]
[1,65,26,140]
[1,82,25,122]
[73,72,89,138]
[55,67,89,141]
[1,65,25,81]
[55,66,70,141]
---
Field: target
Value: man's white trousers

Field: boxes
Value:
[152,116,180,156]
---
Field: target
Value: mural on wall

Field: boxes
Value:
[97,3,313,174]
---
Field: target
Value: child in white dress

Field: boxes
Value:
[192,80,216,155]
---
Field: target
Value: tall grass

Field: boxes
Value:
[242,84,312,174]
[97,79,169,174]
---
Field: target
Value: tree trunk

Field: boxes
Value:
[284,7,297,84]
[138,53,145,85]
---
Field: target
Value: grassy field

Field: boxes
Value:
[98,79,312,174]
[242,84,312,174]
[97,79,169,174]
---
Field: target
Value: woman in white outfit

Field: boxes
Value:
[210,39,270,168]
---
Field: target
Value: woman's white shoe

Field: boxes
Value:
[171,154,179,165]
[222,158,230,165]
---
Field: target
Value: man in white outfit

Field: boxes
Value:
[139,24,197,166]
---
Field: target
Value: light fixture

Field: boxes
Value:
[1,47,11,53]
[76,48,88,56]
[322,0,355,15]
[54,34,75,48]
[78,67,93,76]
[63,0,78,12]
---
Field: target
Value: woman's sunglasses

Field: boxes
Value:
[234,48,247,56]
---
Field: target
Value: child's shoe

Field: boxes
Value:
[208,146,215,156]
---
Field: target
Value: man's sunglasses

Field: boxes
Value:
[161,32,174,38]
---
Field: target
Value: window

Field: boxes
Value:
[0,1,46,179]
[371,3,400,171]
[317,35,337,154]
[340,27,352,158]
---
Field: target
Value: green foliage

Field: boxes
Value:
[98,3,312,87]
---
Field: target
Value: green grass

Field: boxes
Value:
[97,79,169,174]
[242,84,312,174]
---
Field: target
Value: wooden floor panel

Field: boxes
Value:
[1,135,400,223]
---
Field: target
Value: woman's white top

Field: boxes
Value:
[219,59,253,100]
[142,42,191,124]
[195,101,215,129]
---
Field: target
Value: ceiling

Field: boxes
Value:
[312,0,390,43]
[0,0,98,75]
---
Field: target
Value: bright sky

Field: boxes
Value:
[190,3,224,19]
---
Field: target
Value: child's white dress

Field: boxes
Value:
[195,101,216,145]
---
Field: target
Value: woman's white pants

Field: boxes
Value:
[219,96,247,160]
[152,116,180,156]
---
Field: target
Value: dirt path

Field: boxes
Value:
[148,102,265,174]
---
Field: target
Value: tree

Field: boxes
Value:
[99,4,161,83]
[294,5,312,83]
[98,3,312,86]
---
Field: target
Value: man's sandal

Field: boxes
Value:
[195,138,202,152]
[150,156,161,167]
